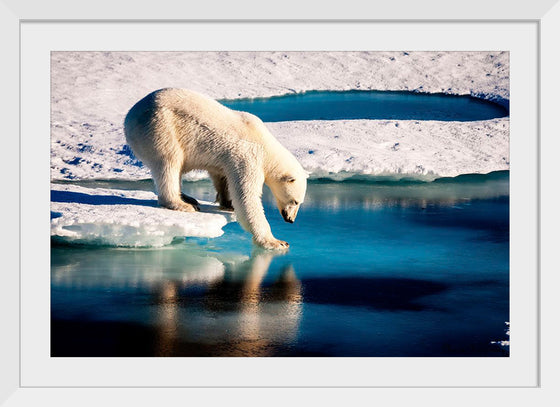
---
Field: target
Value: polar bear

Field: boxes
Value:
[124,88,307,250]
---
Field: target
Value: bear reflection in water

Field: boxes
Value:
[51,248,302,357]
[153,251,302,357]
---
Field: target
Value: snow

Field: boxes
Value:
[51,183,233,247]
[270,118,509,180]
[51,51,509,181]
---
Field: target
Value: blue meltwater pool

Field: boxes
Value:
[219,90,509,122]
[51,172,509,357]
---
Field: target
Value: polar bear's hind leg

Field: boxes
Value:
[211,173,234,211]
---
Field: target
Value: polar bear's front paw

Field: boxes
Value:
[176,203,199,212]
[256,237,290,251]
[180,193,201,211]
[162,200,199,212]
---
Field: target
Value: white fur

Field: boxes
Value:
[124,88,307,250]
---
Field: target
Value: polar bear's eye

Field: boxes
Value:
[293,200,299,205]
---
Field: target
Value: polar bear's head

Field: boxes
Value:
[268,172,308,224]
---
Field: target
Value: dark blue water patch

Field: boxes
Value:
[407,196,509,231]
[219,90,509,122]
[299,277,448,311]
[50,211,62,219]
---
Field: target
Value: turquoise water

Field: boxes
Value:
[219,90,509,122]
[51,172,509,357]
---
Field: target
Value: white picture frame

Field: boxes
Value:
[3,0,559,405]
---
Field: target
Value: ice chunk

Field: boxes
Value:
[491,321,510,350]
[51,184,233,247]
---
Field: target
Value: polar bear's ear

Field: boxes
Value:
[281,175,296,183]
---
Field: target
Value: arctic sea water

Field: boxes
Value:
[51,173,509,357]
[51,91,509,357]
[220,90,509,122]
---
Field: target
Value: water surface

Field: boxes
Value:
[219,90,509,122]
[51,172,510,357]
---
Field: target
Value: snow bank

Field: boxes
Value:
[51,183,233,247]
[269,118,509,180]
[51,51,509,181]
[51,51,509,108]
[51,117,510,181]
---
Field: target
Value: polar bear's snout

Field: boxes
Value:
[281,205,300,224]
[271,176,306,225]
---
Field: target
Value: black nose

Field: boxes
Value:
[281,210,294,223]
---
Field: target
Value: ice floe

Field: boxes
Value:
[51,183,233,247]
